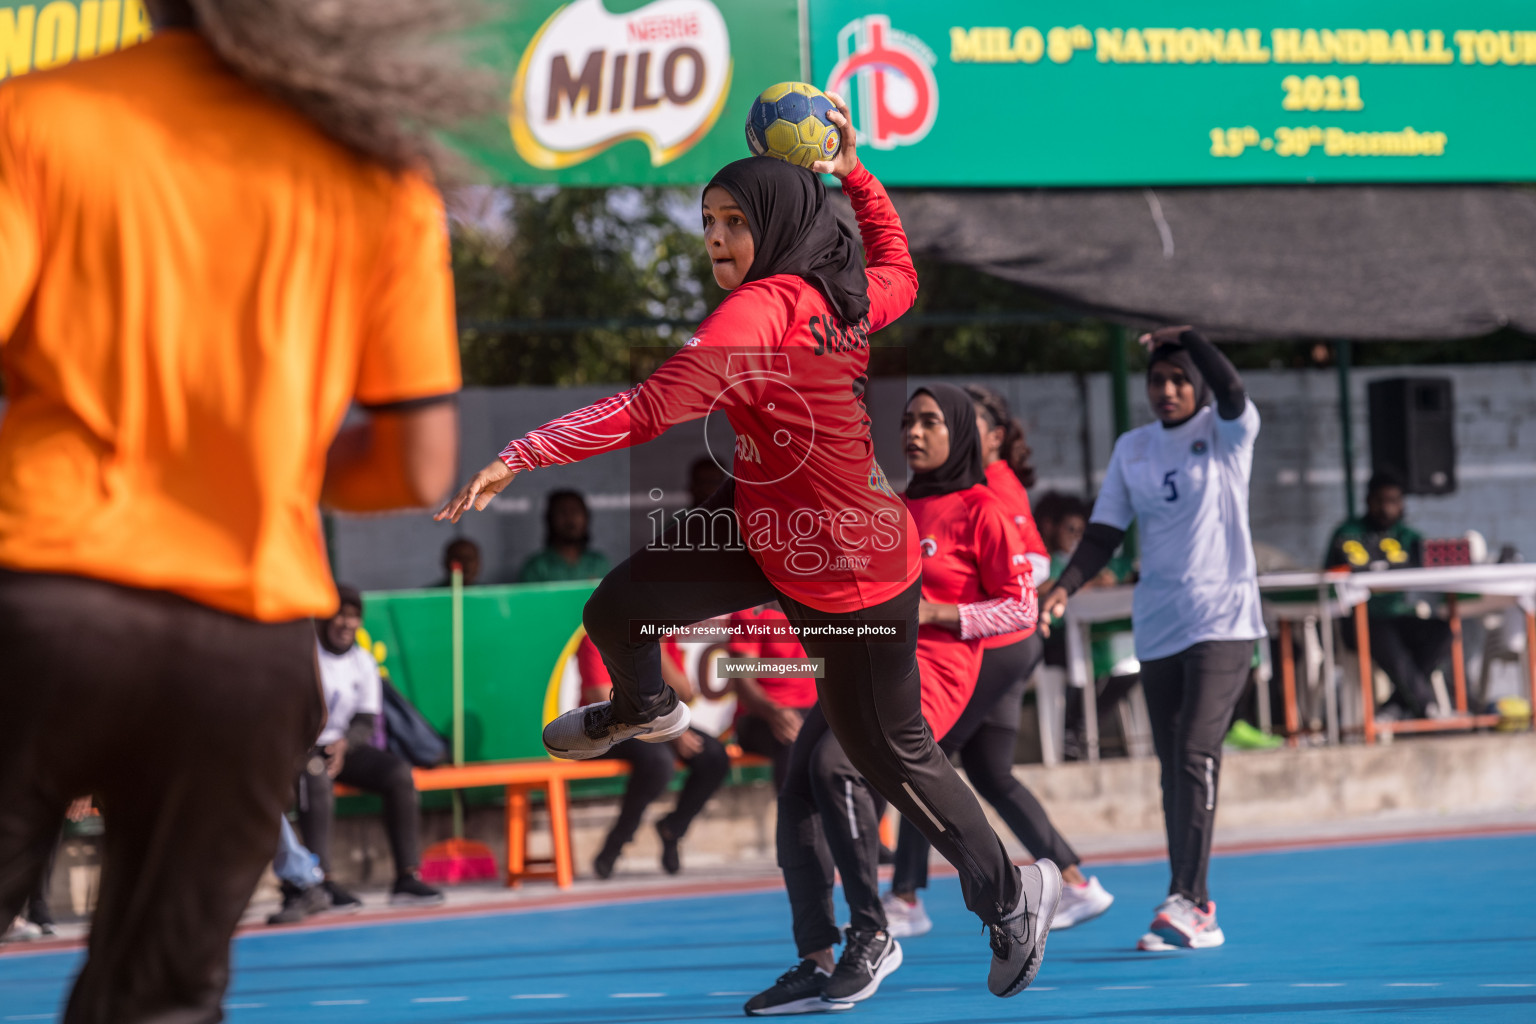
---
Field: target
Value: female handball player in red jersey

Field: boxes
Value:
[439,96,1059,1000]
[741,382,1046,1015]
[886,385,1113,940]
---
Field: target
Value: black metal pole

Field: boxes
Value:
[1337,339,1357,521]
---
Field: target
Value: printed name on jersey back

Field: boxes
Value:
[809,313,872,356]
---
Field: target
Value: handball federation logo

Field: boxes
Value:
[824,15,938,152]
[920,536,938,557]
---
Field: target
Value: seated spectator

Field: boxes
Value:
[576,634,729,877]
[1035,491,1125,587]
[727,602,817,792]
[435,537,483,587]
[266,817,330,926]
[518,490,612,582]
[1325,471,1452,718]
[296,587,444,907]
[2,797,92,941]
[687,455,727,507]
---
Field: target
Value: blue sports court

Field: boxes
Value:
[3,831,1533,1022]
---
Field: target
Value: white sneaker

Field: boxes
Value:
[542,700,690,760]
[1143,895,1225,950]
[1052,875,1114,930]
[881,892,932,938]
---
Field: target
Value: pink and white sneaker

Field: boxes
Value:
[1052,876,1114,930]
[1138,895,1225,950]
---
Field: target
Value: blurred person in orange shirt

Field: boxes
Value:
[0,2,495,1020]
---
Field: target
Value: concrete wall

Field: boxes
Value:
[331,362,1536,590]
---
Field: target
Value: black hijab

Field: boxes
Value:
[1147,341,1213,419]
[906,383,987,499]
[706,157,869,324]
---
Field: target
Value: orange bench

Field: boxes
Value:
[339,749,770,889]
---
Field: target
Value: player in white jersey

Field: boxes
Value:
[1040,326,1264,952]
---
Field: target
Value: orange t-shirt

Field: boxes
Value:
[0,32,461,621]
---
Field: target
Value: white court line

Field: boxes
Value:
[1032,987,1058,992]
[6,1016,55,1022]
[225,1007,266,1012]
[1204,983,1249,988]
[412,996,468,1003]
[1482,983,1533,988]
[1386,983,1440,988]
[1098,985,1150,990]
[709,991,755,996]
[611,992,666,998]
[1293,983,1344,988]
[513,993,569,999]
[313,1000,368,1005]
[905,987,959,992]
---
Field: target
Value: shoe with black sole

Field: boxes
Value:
[321,880,362,914]
[656,821,681,875]
[593,848,618,879]
[389,874,445,906]
[267,883,329,925]
[744,960,854,1016]
[543,698,690,760]
[987,859,1062,997]
[824,927,903,1004]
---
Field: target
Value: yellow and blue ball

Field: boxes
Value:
[745,82,840,169]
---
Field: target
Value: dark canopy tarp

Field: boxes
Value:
[874,185,1536,341]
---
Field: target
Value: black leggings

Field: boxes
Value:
[582,482,1021,933]
[599,729,730,859]
[892,634,1077,894]
[1140,639,1254,906]
[297,743,422,879]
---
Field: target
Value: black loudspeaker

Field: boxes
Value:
[1368,377,1456,495]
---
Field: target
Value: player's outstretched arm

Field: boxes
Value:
[435,457,516,524]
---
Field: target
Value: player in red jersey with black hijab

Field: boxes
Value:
[743,382,1048,1016]
[439,97,1056,1004]
[886,385,1113,938]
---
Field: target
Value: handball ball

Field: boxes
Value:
[745,82,840,169]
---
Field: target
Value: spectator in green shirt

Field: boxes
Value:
[518,489,613,583]
[1324,471,1451,718]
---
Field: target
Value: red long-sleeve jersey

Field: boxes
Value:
[980,460,1048,651]
[499,165,920,614]
[905,484,1037,740]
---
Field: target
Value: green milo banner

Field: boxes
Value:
[0,0,802,186]
[361,583,741,764]
[807,0,1536,185]
[472,0,801,184]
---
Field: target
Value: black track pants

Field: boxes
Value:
[892,634,1078,894]
[734,708,809,794]
[297,742,422,879]
[777,706,886,953]
[0,569,319,1024]
[599,729,730,858]
[1139,639,1254,906]
[581,483,1021,939]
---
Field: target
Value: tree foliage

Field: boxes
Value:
[447,186,1533,387]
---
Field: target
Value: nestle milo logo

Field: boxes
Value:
[510,0,733,169]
